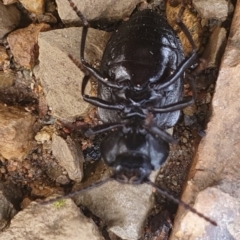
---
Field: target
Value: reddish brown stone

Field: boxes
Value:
[0,103,36,161]
[0,46,8,70]
[7,23,50,69]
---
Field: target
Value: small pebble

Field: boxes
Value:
[56,175,70,185]
[172,180,178,186]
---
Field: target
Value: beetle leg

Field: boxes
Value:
[81,70,123,110]
[176,9,196,51]
[150,97,194,113]
[144,114,178,144]
[80,24,121,89]
[154,51,197,91]
[145,124,178,144]
[82,75,120,110]
[154,6,200,91]
[85,122,124,137]
[81,60,122,89]
[68,55,121,94]
[83,95,124,111]
[176,5,207,101]
[67,0,121,92]
[81,75,90,96]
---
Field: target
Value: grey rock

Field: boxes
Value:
[0,198,104,240]
[202,26,227,68]
[56,175,71,185]
[0,103,36,161]
[74,171,158,240]
[0,71,14,88]
[52,134,84,182]
[192,0,233,21]
[171,188,240,240]
[56,0,140,24]
[0,1,20,38]
[34,27,110,121]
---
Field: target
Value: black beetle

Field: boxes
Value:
[60,0,216,225]
[77,3,197,183]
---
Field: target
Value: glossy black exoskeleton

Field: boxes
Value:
[55,0,217,226]
[78,5,198,184]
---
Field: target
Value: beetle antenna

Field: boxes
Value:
[146,180,217,226]
[67,0,89,27]
[40,177,114,205]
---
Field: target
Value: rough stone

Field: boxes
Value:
[19,0,44,15]
[192,0,233,21]
[7,23,50,69]
[34,27,110,121]
[202,26,227,68]
[0,103,36,161]
[51,134,83,182]
[74,171,158,240]
[0,1,20,38]
[0,198,104,240]
[0,46,8,70]
[172,188,240,240]
[34,125,54,143]
[75,181,153,240]
[0,71,14,88]
[56,0,140,24]
[170,1,240,239]
[2,0,17,5]
[36,13,58,24]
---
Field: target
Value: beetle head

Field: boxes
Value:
[111,152,153,184]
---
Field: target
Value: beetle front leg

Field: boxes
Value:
[149,97,194,113]
[80,25,121,90]
[67,0,121,92]
[79,11,121,90]
[83,94,124,111]
[154,52,197,91]
[85,122,124,137]
[82,75,124,110]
